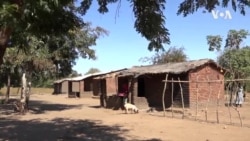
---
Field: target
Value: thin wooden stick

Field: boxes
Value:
[195,78,199,121]
[234,107,243,127]
[226,84,232,124]
[162,74,169,117]
[178,78,185,119]
[205,76,212,122]
[216,83,222,124]
[171,78,174,118]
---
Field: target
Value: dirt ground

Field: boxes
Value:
[1,94,250,141]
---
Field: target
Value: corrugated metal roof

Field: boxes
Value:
[53,78,69,84]
[119,59,223,77]
[93,68,128,79]
[68,72,106,81]
[53,72,106,83]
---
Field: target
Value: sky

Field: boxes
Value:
[73,0,250,75]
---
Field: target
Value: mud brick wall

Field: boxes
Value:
[188,65,224,109]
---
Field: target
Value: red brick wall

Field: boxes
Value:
[188,64,224,107]
[80,80,84,94]
[106,76,118,96]
[72,81,79,92]
[61,81,68,94]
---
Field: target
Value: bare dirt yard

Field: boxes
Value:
[1,93,250,141]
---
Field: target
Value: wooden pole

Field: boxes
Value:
[216,82,222,124]
[234,107,243,127]
[205,76,212,122]
[178,78,185,119]
[226,84,232,124]
[195,77,199,121]
[162,74,169,117]
[171,78,174,118]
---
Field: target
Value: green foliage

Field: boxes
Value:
[207,29,250,80]
[1,0,250,63]
[207,29,249,52]
[218,47,250,77]
[207,35,222,51]
[78,0,170,51]
[47,23,107,78]
[132,0,170,51]
[225,29,249,49]
[244,78,250,92]
[140,46,188,64]
[85,68,101,75]
[177,0,250,16]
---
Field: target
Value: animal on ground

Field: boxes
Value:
[124,102,139,114]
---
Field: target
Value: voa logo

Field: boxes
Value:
[211,10,232,20]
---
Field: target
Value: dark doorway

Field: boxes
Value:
[138,77,145,97]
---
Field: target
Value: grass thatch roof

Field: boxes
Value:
[119,59,223,77]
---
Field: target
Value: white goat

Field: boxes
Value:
[124,102,139,114]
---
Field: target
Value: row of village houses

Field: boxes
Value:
[53,59,225,110]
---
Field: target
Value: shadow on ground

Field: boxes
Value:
[0,117,127,141]
[0,117,162,141]
[0,99,83,115]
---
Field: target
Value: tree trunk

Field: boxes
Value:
[0,27,12,65]
[5,73,11,103]
[0,45,7,65]
[21,73,27,100]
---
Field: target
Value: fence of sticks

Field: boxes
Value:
[160,74,250,127]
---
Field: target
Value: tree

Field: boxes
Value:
[0,0,83,65]
[85,68,101,75]
[48,23,107,78]
[207,29,249,68]
[217,47,250,79]
[207,29,249,77]
[207,29,250,105]
[225,29,249,49]
[1,0,249,66]
[207,35,223,51]
[78,0,250,51]
[177,0,250,16]
[140,46,188,64]
[0,48,23,103]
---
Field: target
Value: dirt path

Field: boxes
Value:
[1,94,250,141]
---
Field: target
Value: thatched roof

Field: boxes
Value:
[119,59,223,77]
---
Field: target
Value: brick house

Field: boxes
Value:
[117,59,225,109]
[92,69,127,108]
[53,78,69,94]
[53,72,104,97]
[67,72,104,98]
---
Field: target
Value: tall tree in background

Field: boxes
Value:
[140,46,188,64]
[206,29,249,78]
[1,22,106,89]
[207,35,223,51]
[1,0,249,65]
[0,48,22,103]
[207,29,250,105]
[48,23,107,78]
[225,29,249,49]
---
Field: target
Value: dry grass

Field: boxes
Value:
[0,87,53,96]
